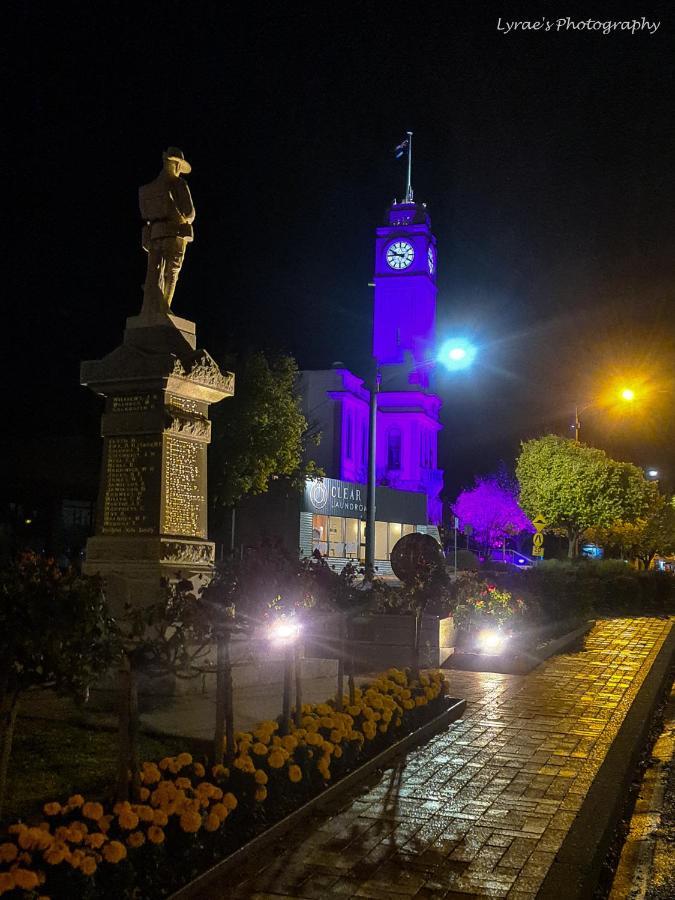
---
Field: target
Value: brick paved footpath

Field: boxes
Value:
[219,618,673,900]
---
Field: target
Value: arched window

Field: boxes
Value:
[387,429,402,470]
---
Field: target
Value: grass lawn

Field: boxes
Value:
[3,713,203,825]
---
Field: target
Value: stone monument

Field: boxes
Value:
[81,149,234,606]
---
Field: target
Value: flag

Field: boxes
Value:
[394,138,409,159]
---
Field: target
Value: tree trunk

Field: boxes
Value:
[294,643,303,728]
[335,614,346,711]
[0,690,19,820]
[567,528,579,558]
[116,658,140,801]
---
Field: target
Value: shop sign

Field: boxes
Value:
[303,478,367,517]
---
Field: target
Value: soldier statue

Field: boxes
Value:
[139,148,195,314]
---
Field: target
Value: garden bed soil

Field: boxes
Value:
[168,697,467,900]
[447,618,593,674]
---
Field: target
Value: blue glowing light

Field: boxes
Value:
[438,338,477,371]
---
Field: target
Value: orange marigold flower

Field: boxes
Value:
[210,803,228,822]
[288,764,302,783]
[13,868,39,890]
[252,742,268,756]
[102,840,127,864]
[44,842,69,865]
[139,787,150,801]
[254,769,268,785]
[82,801,104,821]
[204,812,220,832]
[0,843,18,863]
[193,762,206,778]
[267,750,285,769]
[211,764,229,779]
[117,809,139,830]
[98,815,113,833]
[147,825,165,845]
[333,746,343,759]
[136,805,155,823]
[85,833,107,850]
[0,873,15,893]
[179,810,202,833]
[254,786,267,802]
[176,752,193,768]
[127,831,145,849]
[222,792,238,811]
[67,794,84,808]
[43,802,62,817]
[80,855,97,876]
[175,777,192,790]
[153,809,169,827]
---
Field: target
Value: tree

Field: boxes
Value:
[0,553,119,817]
[209,352,322,543]
[115,578,212,799]
[452,474,533,552]
[516,435,651,558]
[585,488,675,567]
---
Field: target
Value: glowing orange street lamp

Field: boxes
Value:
[620,387,636,402]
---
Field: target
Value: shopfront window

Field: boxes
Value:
[402,523,415,538]
[345,517,359,558]
[312,515,328,556]
[328,516,345,556]
[375,520,388,560]
[388,522,402,554]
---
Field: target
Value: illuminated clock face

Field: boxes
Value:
[386,240,415,270]
[427,245,435,275]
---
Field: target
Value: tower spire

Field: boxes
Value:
[405,131,413,202]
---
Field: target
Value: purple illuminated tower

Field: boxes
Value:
[373,200,443,523]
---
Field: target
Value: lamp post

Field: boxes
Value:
[364,366,381,582]
[574,387,636,442]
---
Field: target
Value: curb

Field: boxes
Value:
[537,620,675,900]
[169,697,467,900]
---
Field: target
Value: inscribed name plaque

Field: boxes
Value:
[101,436,162,535]
[162,435,207,538]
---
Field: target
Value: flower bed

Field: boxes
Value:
[0,668,450,899]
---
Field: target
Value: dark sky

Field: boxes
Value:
[6,3,675,497]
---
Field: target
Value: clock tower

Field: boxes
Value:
[373,201,437,385]
[371,198,443,524]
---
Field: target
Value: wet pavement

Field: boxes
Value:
[215,617,673,899]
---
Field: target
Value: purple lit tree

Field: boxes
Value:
[452,475,534,552]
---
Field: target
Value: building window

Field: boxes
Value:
[387,429,401,470]
[402,524,414,538]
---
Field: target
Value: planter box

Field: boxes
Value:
[304,613,455,673]
[449,619,593,674]
[169,696,467,900]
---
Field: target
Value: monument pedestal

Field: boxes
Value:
[81,312,234,608]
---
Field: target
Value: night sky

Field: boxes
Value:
[6,4,675,498]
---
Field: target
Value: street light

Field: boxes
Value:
[574,387,638,442]
[437,338,478,372]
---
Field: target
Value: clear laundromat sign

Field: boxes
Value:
[303,478,367,517]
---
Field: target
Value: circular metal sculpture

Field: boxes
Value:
[390,532,444,584]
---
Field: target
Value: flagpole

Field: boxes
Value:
[406,131,413,202]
